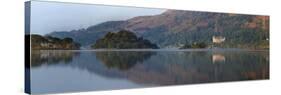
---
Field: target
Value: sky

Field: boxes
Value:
[30,1,166,35]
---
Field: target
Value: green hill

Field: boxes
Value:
[92,30,158,49]
[48,10,269,49]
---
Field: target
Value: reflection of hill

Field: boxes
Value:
[95,51,156,70]
[31,50,80,67]
[32,50,269,86]
[74,51,269,85]
[123,51,269,85]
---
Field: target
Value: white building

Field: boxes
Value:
[212,36,225,44]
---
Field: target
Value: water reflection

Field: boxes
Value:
[31,50,80,67]
[30,50,269,93]
[212,53,225,64]
[95,51,156,70]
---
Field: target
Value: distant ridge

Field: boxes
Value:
[48,10,269,49]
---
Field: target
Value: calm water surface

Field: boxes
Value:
[30,50,269,94]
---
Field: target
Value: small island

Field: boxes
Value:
[28,34,80,50]
[180,42,208,49]
[91,30,159,49]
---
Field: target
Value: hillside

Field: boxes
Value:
[48,10,269,49]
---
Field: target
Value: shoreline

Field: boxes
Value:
[31,48,269,52]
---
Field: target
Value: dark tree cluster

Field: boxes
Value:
[92,30,159,49]
[28,34,80,50]
[180,42,207,49]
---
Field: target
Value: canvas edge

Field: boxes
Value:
[24,1,31,94]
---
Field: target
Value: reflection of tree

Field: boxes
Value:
[29,50,269,86]
[89,51,268,85]
[222,51,269,80]
[31,50,79,67]
[95,51,155,70]
[117,51,269,85]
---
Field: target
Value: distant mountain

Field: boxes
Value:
[48,10,269,49]
[48,21,127,45]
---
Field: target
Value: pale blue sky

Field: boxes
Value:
[30,1,166,35]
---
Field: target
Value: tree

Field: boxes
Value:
[92,30,159,49]
[62,38,73,43]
